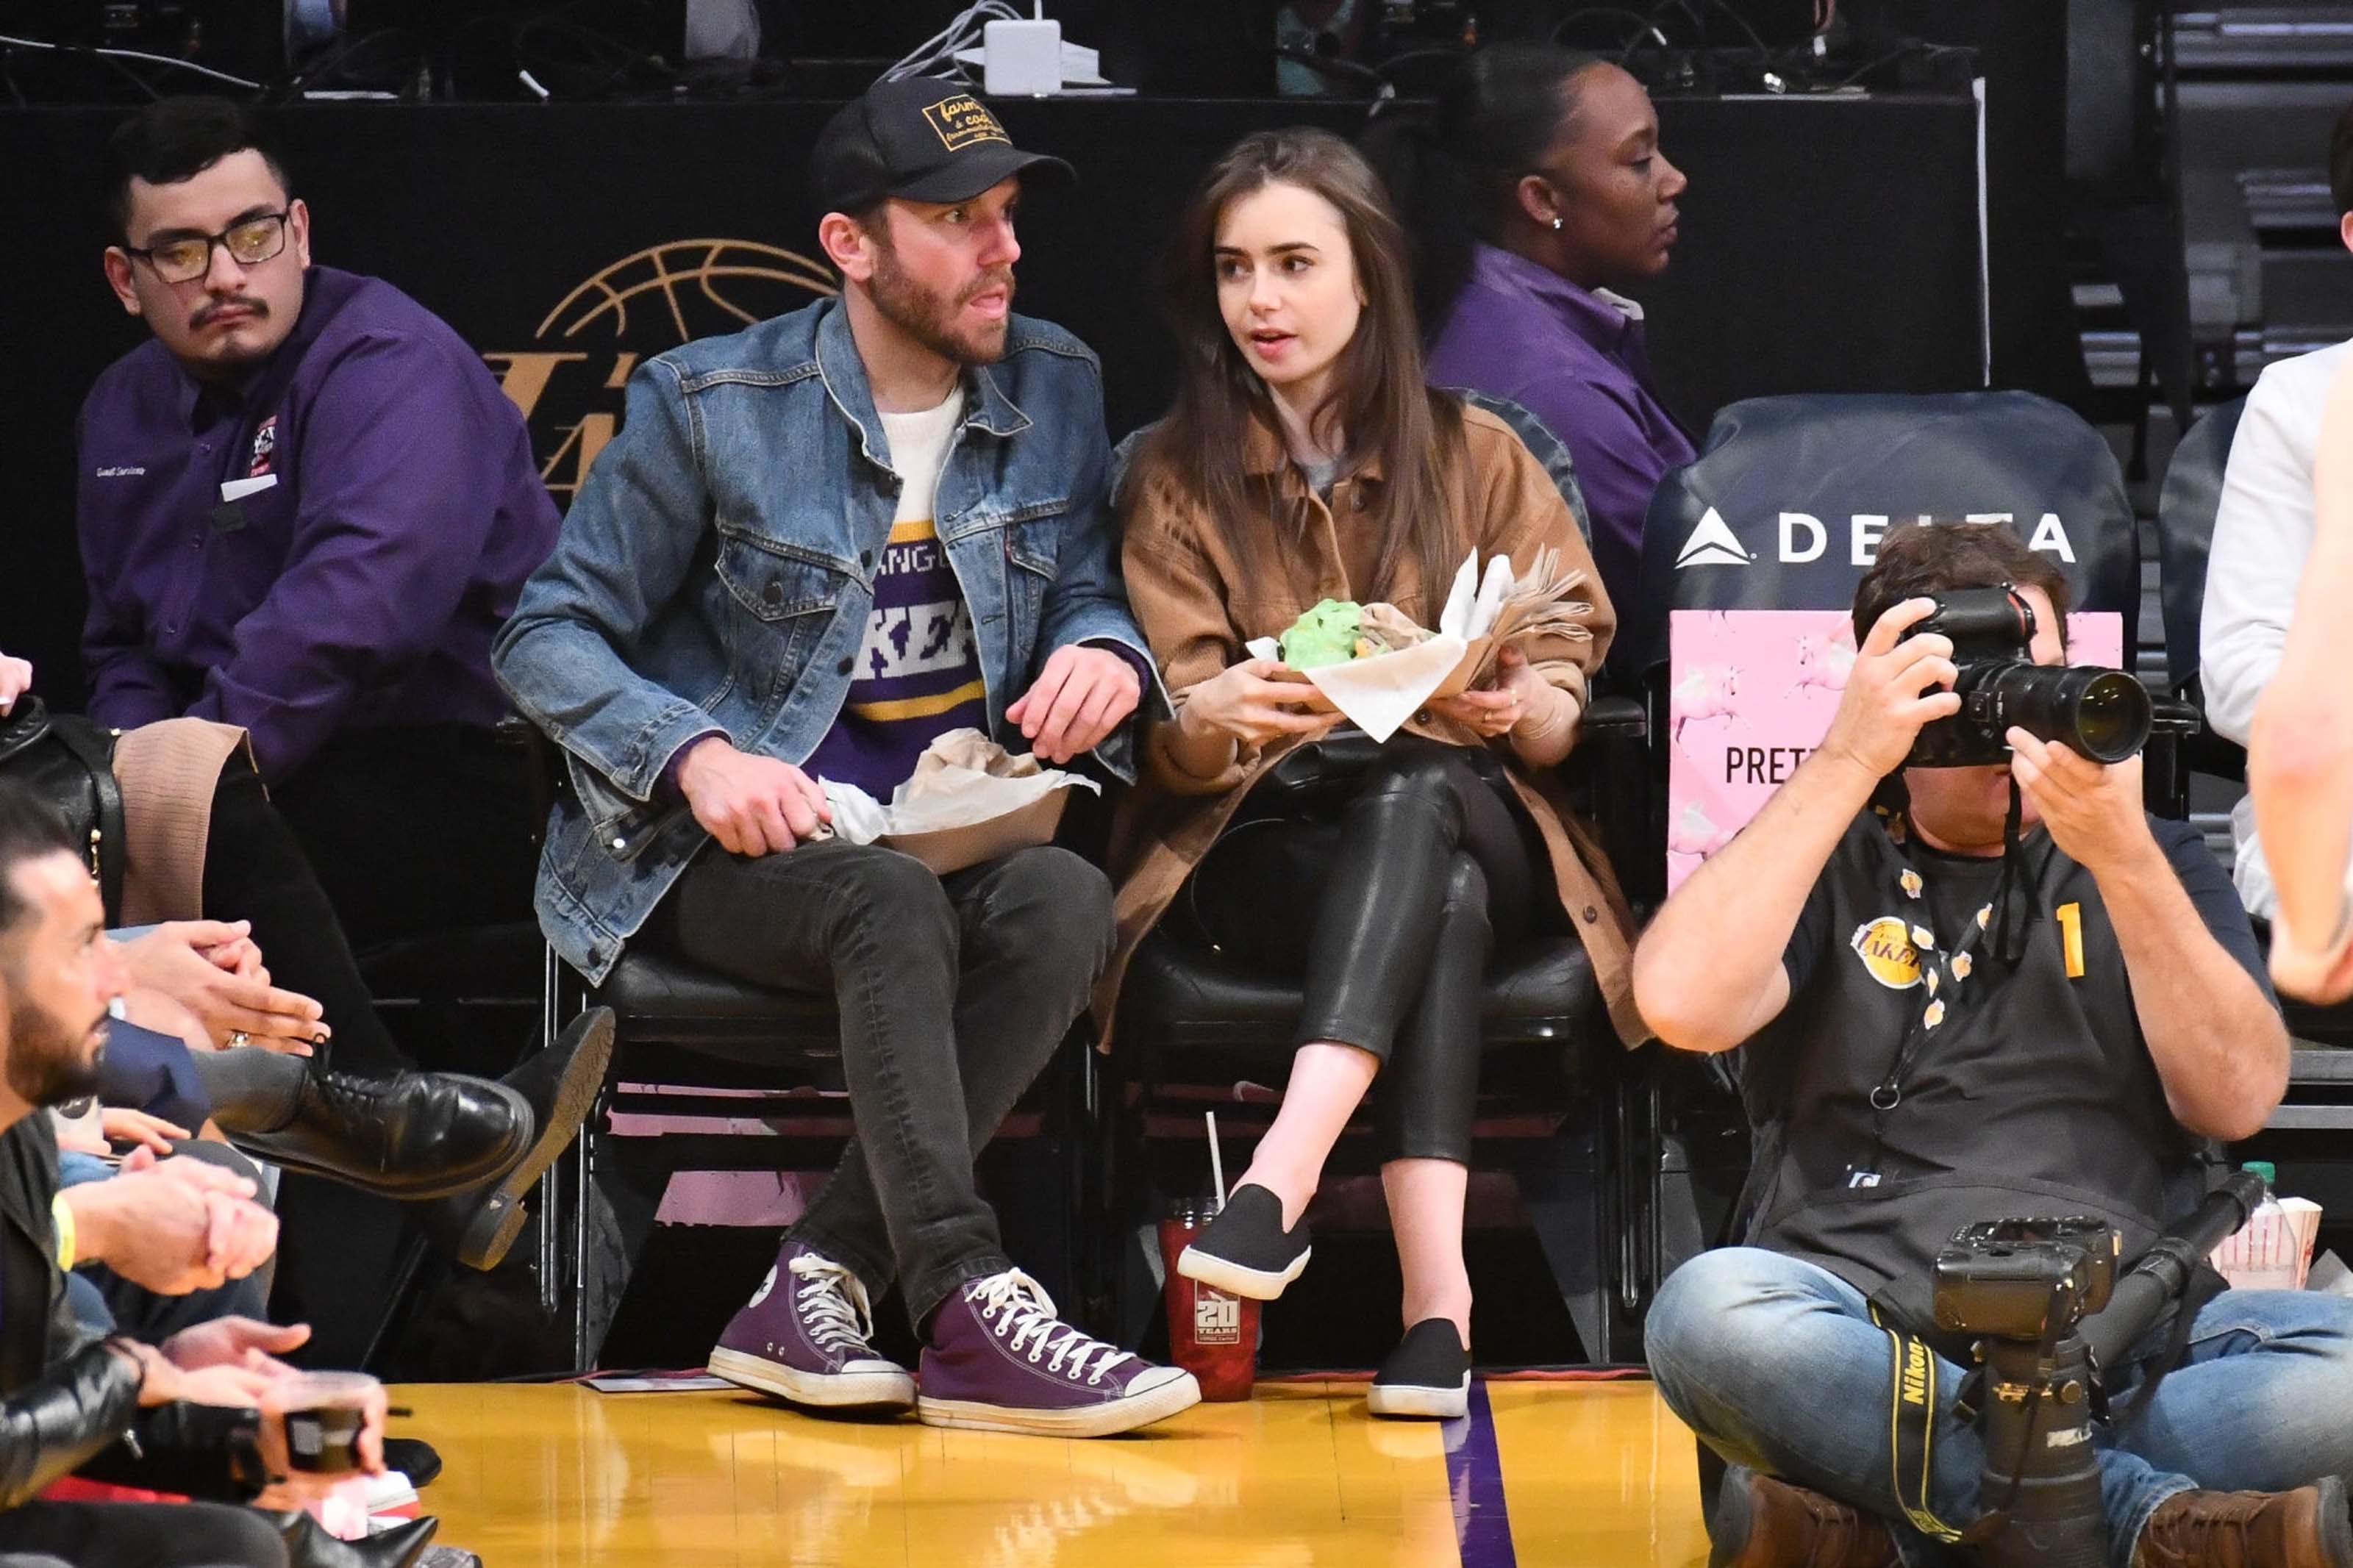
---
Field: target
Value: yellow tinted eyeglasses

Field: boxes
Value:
[125,210,291,284]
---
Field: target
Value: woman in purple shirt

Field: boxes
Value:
[1367,43,1692,613]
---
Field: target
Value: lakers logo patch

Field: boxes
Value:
[1850,916,1923,990]
[923,93,1010,151]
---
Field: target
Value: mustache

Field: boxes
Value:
[960,270,1015,306]
[190,296,268,329]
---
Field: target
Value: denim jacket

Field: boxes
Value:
[494,298,1159,984]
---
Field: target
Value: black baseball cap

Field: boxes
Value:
[810,77,1076,214]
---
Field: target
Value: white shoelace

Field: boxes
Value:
[968,1269,1136,1385]
[790,1253,879,1356]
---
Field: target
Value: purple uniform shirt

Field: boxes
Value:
[75,266,559,783]
[1424,243,1696,612]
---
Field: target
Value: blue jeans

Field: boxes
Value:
[1646,1246,2353,1568]
[57,1154,117,1333]
[57,1145,272,1340]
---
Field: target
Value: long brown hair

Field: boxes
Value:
[1140,126,1466,608]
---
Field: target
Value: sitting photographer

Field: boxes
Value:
[1637,523,2353,1568]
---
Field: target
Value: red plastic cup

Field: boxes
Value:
[1159,1198,1260,1401]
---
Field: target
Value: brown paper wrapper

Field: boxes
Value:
[881,789,1072,876]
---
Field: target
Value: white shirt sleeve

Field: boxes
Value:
[2202,343,2346,746]
[2199,340,2349,917]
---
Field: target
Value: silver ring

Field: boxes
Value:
[227,1031,252,1049]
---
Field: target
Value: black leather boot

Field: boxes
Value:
[205,1051,529,1202]
[262,1508,438,1568]
[418,1008,615,1270]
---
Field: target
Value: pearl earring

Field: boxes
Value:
[1551,217,1563,231]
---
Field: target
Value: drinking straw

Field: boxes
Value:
[1206,1111,1227,1209]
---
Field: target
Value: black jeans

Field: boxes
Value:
[0,1501,286,1567]
[201,756,412,1081]
[268,725,538,959]
[1179,737,1546,1164]
[202,759,433,1367]
[639,840,1114,1326]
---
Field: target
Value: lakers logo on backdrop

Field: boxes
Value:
[1850,916,1923,990]
[485,240,837,504]
[922,93,1009,150]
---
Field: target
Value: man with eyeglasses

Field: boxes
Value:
[68,97,598,1340]
[76,96,557,965]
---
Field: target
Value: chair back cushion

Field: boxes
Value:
[2154,395,2249,698]
[1624,390,2140,674]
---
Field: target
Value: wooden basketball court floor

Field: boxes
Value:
[390,1375,1713,1567]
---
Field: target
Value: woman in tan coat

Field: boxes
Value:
[1109,127,1637,1417]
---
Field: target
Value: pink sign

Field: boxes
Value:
[1665,609,2128,892]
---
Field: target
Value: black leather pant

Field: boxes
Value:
[1181,737,1545,1164]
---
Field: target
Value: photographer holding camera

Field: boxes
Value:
[1638,523,2353,1568]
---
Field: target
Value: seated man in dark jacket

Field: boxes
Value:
[1637,523,2353,1568]
[497,79,1190,1438]
[0,778,402,1567]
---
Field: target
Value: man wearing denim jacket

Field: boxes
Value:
[495,79,1198,1439]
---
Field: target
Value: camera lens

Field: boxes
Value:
[1980,663,2153,763]
[2068,671,2151,763]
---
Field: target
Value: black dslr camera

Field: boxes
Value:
[1927,1175,2265,1567]
[1903,587,2153,768]
[1933,1217,2118,1342]
[1932,1217,2121,1568]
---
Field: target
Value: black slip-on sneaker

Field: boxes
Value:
[1174,1184,1311,1301]
[1367,1318,1471,1420]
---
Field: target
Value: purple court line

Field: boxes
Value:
[1443,1379,1520,1568]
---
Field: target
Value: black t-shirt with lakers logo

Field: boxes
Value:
[1740,809,2272,1320]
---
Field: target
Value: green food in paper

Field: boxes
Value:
[1278,599,1363,670]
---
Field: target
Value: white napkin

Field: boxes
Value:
[1436,551,1481,639]
[1470,554,1514,637]
[820,781,892,845]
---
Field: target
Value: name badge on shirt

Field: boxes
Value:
[219,474,277,504]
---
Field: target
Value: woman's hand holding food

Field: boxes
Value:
[1177,659,1333,747]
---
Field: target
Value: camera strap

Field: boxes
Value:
[1867,1302,1967,1544]
[1988,777,2040,967]
[1861,796,2052,1170]
[2103,1244,2229,1430]
[1861,820,1997,1165]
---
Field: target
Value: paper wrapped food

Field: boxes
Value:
[1277,600,1363,670]
[1274,599,1435,670]
[817,728,1099,875]
[1243,548,1596,742]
